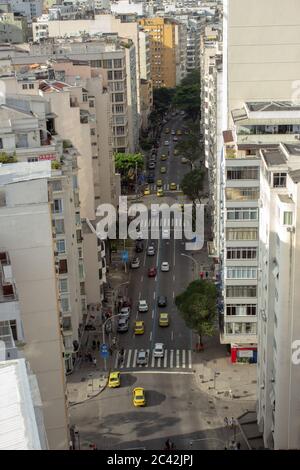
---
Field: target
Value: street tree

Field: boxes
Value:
[114,153,144,188]
[175,134,200,167]
[172,70,200,121]
[175,280,217,346]
[180,169,204,203]
[153,87,175,115]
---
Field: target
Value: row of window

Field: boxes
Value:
[226,305,257,316]
[226,248,257,260]
[90,59,123,69]
[226,286,257,297]
[226,228,258,241]
[226,267,257,279]
[227,167,259,180]
[226,188,259,201]
[227,207,258,221]
[225,322,257,335]
[107,70,124,80]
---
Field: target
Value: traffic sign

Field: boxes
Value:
[122,250,129,262]
[100,343,109,358]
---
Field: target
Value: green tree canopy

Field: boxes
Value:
[0,152,17,164]
[114,153,144,180]
[153,87,175,113]
[172,70,200,121]
[180,169,204,203]
[175,280,217,345]
[175,134,200,165]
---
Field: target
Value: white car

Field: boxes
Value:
[153,343,165,358]
[147,245,155,256]
[171,129,176,135]
[173,136,178,142]
[120,307,131,318]
[131,257,140,268]
[138,300,148,312]
[164,140,169,146]
[161,261,170,272]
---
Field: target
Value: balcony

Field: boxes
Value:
[0,254,17,303]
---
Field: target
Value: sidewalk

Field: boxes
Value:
[67,366,108,405]
[192,333,257,402]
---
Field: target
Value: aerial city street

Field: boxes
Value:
[0,0,300,454]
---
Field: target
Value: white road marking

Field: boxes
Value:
[170,350,174,368]
[141,275,144,283]
[173,235,176,267]
[151,354,155,368]
[171,331,174,341]
[173,274,175,282]
[182,350,186,369]
[176,350,180,368]
[150,331,152,341]
[138,291,141,300]
[123,371,193,375]
[157,357,161,368]
[188,350,192,369]
[126,349,132,368]
[133,349,138,368]
[153,291,156,300]
[172,291,175,300]
[152,309,154,319]
[164,350,168,367]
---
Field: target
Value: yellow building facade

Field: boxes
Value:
[139,17,177,89]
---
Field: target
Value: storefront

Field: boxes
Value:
[231,344,257,364]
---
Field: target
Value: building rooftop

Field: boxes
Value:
[246,101,300,112]
[289,169,300,183]
[0,161,52,186]
[261,148,287,167]
[0,359,43,450]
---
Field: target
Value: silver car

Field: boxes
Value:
[136,349,148,366]
[147,245,155,256]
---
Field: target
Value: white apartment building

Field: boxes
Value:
[0,358,48,449]
[0,0,43,23]
[0,161,73,449]
[110,0,146,16]
[257,142,300,449]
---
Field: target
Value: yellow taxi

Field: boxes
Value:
[160,154,168,161]
[134,321,145,335]
[108,371,120,388]
[159,313,169,327]
[157,188,164,197]
[170,182,177,190]
[176,129,182,135]
[133,387,146,407]
[143,186,150,196]
[156,179,163,187]
[165,128,170,134]
[174,149,179,156]
[160,166,167,174]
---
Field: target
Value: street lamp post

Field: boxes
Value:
[180,253,199,280]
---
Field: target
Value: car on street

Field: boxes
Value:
[148,161,155,170]
[162,229,169,239]
[147,245,155,256]
[135,241,144,253]
[153,343,165,358]
[148,267,157,277]
[117,317,129,332]
[138,300,148,312]
[160,154,167,161]
[160,166,166,174]
[133,387,146,406]
[171,129,176,135]
[159,313,169,327]
[174,149,179,155]
[165,128,170,134]
[156,179,163,187]
[161,261,170,272]
[119,306,131,318]
[176,129,182,135]
[134,321,145,335]
[157,188,164,197]
[157,295,167,307]
[173,136,178,142]
[143,187,150,196]
[181,157,188,164]
[108,372,120,388]
[164,140,169,146]
[147,174,155,184]
[136,349,148,366]
[170,182,177,190]
[131,257,140,268]
[180,111,185,116]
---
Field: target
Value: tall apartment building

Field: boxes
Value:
[257,142,300,449]
[139,17,178,88]
[0,12,29,44]
[0,0,43,23]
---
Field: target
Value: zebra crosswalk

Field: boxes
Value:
[148,184,180,191]
[138,218,185,229]
[114,348,192,370]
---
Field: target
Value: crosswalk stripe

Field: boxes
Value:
[151,353,155,368]
[146,349,150,368]
[133,349,138,368]
[176,350,180,368]
[164,350,168,367]
[182,350,186,369]
[188,350,192,369]
[126,349,132,368]
[170,350,174,368]
[157,357,161,368]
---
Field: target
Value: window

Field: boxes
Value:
[114,93,124,103]
[22,84,28,89]
[102,59,113,69]
[226,286,257,298]
[90,128,96,136]
[226,305,257,316]
[0,138,2,149]
[53,219,65,234]
[79,263,84,279]
[227,208,258,221]
[52,180,62,192]
[80,282,85,296]
[115,104,124,113]
[59,278,68,293]
[59,259,68,274]
[226,248,257,260]
[283,211,293,225]
[52,198,63,214]
[99,268,102,280]
[62,318,72,330]
[113,59,122,68]
[226,267,257,279]
[78,247,83,259]
[115,116,125,125]
[273,173,286,188]
[89,100,95,108]
[114,70,123,80]
[107,70,113,80]
[76,230,82,244]
[226,228,258,241]
[114,82,124,91]
[29,84,34,90]
[226,188,259,201]
[16,134,28,148]
[115,126,125,136]
[75,213,81,225]
[90,60,101,68]
[225,323,234,334]
[56,239,66,254]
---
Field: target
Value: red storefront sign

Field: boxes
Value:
[38,154,56,161]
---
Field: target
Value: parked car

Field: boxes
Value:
[131,257,140,268]
[157,295,167,307]
[117,317,129,332]
[138,300,148,312]
[153,342,165,358]
[119,306,131,319]
[148,161,156,170]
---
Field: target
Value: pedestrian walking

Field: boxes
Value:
[93,357,97,367]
